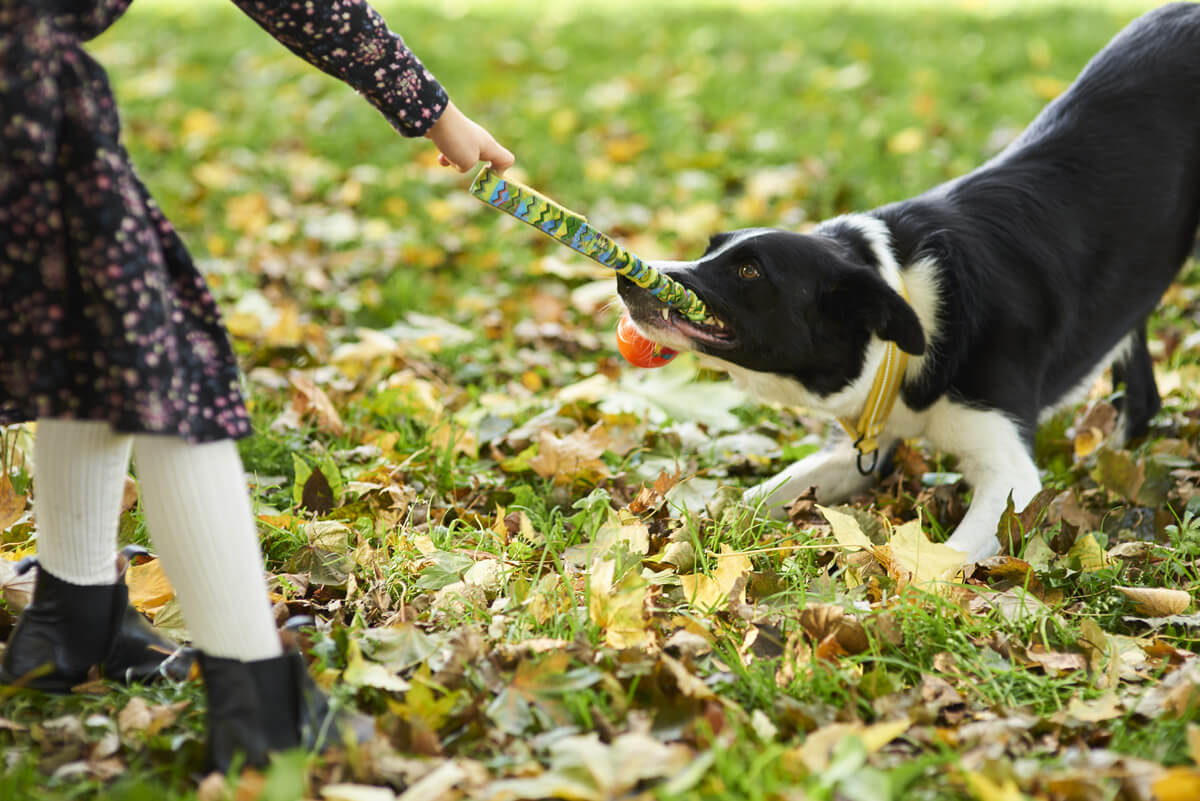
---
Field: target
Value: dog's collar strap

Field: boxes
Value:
[837,275,911,473]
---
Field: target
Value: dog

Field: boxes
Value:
[618,2,1200,563]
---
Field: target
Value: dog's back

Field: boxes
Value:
[876,2,1200,420]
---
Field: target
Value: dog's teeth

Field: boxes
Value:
[661,308,670,320]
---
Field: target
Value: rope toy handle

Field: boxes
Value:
[468,167,711,323]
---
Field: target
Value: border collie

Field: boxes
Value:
[618,3,1200,562]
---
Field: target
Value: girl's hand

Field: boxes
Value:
[426,101,515,173]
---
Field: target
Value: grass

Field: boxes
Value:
[5,0,1200,799]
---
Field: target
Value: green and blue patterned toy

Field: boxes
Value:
[468,167,710,324]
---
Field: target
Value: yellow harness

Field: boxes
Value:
[837,278,912,474]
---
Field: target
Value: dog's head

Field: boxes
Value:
[617,225,925,396]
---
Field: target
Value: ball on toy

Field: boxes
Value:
[617,312,677,368]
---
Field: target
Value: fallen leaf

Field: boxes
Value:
[0,473,26,530]
[1116,586,1191,617]
[817,504,873,551]
[125,559,175,619]
[396,761,469,801]
[1064,692,1123,723]
[528,426,612,486]
[589,557,650,649]
[288,370,344,435]
[322,784,397,801]
[878,519,966,587]
[679,544,752,610]
[794,718,911,774]
[1152,768,1200,801]
[478,732,692,801]
[963,771,1028,801]
[798,604,870,657]
[343,639,411,693]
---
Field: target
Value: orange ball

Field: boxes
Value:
[616,312,677,368]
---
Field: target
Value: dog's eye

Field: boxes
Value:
[738,264,761,280]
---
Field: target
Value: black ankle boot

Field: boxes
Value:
[199,650,337,773]
[0,546,194,692]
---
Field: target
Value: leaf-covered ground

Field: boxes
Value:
[3,1,1200,799]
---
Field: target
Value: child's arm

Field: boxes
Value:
[230,0,513,170]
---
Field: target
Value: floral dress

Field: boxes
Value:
[0,0,447,441]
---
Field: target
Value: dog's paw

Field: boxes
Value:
[944,530,1002,564]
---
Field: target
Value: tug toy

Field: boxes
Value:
[469,167,714,367]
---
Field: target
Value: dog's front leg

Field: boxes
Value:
[743,429,894,519]
[928,404,1041,562]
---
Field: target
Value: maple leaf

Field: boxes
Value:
[679,544,751,611]
[588,557,651,649]
[528,426,612,486]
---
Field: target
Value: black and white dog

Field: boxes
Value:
[618,3,1200,562]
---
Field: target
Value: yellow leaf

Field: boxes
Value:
[0,473,27,531]
[589,558,650,649]
[1153,768,1200,801]
[887,127,925,155]
[1030,76,1067,101]
[125,559,175,620]
[1116,586,1191,617]
[817,505,873,551]
[859,717,912,753]
[1073,426,1105,460]
[225,192,270,235]
[191,161,239,191]
[794,718,909,774]
[679,544,751,610]
[606,134,649,164]
[963,771,1028,801]
[1067,533,1107,572]
[1188,724,1200,765]
[429,422,478,459]
[180,109,220,143]
[880,519,965,588]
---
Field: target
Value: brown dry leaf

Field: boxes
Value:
[1073,401,1117,460]
[0,473,26,530]
[1024,646,1087,676]
[797,604,870,657]
[679,544,751,611]
[118,697,187,737]
[125,559,175,619]
[195,773,229,801]
[1116,586,1191,617]
[288,370,344,435]
[528,426,611,486]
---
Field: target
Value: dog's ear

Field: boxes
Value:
[834,269,926,356]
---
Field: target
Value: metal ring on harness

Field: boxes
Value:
[854,436,879,476]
